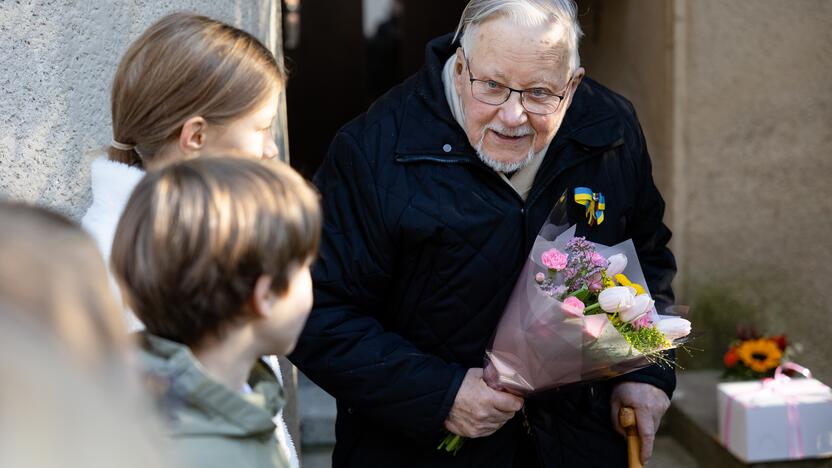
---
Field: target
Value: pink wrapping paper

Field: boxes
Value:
[482,198,676,396]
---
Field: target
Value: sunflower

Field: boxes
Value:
[736,339,782,373]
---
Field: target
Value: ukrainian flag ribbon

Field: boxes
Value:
[574,187,605,226]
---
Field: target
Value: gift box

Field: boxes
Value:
[717,369,832,463]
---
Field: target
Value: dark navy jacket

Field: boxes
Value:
[290,34,677,468]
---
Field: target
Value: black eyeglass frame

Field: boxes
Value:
[463,52,572,116]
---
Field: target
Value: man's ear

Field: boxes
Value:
[560,66,585,111]
[454,47,466,95]
[570,67,586,94]
[179,116,208,155]
[250,275,275,318]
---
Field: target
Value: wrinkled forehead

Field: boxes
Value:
[466,17,572,82]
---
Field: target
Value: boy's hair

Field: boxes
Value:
[0,202,128,371]
[111,157,320,346]
[109,12,286,168]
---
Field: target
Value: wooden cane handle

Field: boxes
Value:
[619,407,643,468]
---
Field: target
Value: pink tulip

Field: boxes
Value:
[583,314,609,340]
[561,296,586,317]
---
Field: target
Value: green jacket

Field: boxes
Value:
[139,334,289,468]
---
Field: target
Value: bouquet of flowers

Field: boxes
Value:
[722,326,792,381]
[439,194,691,454]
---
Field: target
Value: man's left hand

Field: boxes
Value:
[610,382,670,463]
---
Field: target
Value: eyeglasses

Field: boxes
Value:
[464,54,571,115]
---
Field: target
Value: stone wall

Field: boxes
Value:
[0,0,282,220]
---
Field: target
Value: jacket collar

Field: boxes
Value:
[395,34,624,163]
[139,333,282,438]
[81,158,145,262]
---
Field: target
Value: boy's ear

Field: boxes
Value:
[250,275,276,318]
[179,116,208,154]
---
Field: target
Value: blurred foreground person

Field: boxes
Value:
[0,202,173,468]
[0,201,129,376]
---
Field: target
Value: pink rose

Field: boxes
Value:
[541,248,568,271]
[561,296,586,317]
[535,272,546,284]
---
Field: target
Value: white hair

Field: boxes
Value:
[453,0,584,74]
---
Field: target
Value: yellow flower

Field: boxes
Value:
[602,274,616,289]
[736,339,782,373]
[614,274,646,295]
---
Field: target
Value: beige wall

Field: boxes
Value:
[0,0,283,220]
[578,0,832,383]
[680,0,832,382]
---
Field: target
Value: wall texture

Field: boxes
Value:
[0,0,281,220]
[577,0,832,383]
[679,0,832,382]
[578,0,673,215]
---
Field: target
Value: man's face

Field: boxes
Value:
[454,18,584,172]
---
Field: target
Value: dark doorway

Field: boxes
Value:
[283,0,468,178]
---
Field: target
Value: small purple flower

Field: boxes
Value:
[565,237,593,255]
[552,285,568,299]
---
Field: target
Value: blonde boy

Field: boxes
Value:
[111,157,320,468]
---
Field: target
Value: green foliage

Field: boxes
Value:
[612,315,672,354]
[437,433,464,455]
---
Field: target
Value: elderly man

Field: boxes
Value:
[290,0,676,466]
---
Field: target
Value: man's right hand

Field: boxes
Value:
[443,368,524,438]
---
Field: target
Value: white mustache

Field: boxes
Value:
[486,124,534,137]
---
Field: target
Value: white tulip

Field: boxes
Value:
[606,253,628,277]
[598,286,635,314]
[656,317,692,341]
[620,294,654,323]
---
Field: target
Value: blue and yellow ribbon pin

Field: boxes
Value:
[574,187,605,226]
